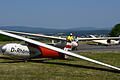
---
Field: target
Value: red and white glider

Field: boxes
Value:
[0,30,120,71]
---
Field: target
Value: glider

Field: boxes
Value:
[4,30,120,50]
[0,30,120,71]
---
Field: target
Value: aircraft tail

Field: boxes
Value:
[90,35,97,38]
[64,42,72,51]
[63,42,72,59]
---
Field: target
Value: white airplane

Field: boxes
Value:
[0,30,120,71]
[90,35,120,45]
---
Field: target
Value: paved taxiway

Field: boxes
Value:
[0,44,120,53]
[77,44,120,52]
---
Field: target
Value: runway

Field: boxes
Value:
[0,44,120,53]
[77,44,120,52]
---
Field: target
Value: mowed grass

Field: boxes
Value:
[0,52,120,80]
[0,41,20,45]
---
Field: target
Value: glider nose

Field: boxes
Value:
[1,45,7,54]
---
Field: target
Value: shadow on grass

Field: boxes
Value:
[30,59,120,74]
[0,56,13,60]
[0,58,51,63]
[0,58,120,73]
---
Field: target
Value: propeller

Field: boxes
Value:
[0,30,120,70]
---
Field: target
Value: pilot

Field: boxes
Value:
[67,33,73,42]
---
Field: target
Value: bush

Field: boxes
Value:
[109,24,120,36]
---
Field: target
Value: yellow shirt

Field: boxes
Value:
[67,36,73,41]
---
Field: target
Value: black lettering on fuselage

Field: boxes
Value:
[11,47,30,54]
[11,47,15,52]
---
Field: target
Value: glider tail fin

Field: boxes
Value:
[64,42,72,51]
[90,35,97,38]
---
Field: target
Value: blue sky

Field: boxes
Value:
[0,0,120,29]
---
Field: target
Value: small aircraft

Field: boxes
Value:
[90,35,120,45]
[0,30,120,71]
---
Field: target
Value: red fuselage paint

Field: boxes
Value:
[28,43,65,58]
[66,45,72,48]
[38,46,65,58]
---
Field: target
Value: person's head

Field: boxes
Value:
[70,33,73,36]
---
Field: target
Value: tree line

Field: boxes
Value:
[109,24,120,37]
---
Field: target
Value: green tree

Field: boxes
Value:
[109,24,120,36]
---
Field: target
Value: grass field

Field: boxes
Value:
[0,41,20,45]
[0,52,119,80]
